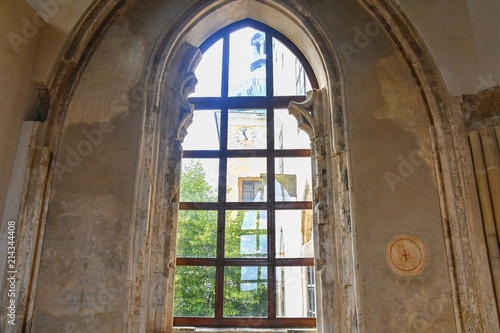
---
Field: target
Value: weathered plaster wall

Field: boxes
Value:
[0,1,39,230]
[464,0,500,91]
[27,1,464,332]
[19,0,500,94]
[25,0,95,83]
[304,1,456,331]
[31,16,147,332]
[0,3,498,299]
[395,0,500,95]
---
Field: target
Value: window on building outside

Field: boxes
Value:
[174,19,318,328]
[240,178,263,202]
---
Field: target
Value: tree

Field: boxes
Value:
[174,160,268,318]
[175,160,217,317]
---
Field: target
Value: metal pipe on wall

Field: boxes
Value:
[469,130,500,305]
[479,128,500,241]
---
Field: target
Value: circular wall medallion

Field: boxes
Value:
[386,234,426,276]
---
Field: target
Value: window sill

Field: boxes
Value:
[174,328,316,333]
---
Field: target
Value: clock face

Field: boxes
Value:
[235,127,257,147]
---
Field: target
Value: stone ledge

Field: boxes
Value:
[174,328,316,333]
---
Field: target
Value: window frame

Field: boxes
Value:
[174,19,319,328]
[239,177,264,202]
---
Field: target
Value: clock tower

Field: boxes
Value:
[227,110,266,149]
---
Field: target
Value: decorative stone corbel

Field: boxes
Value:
[288,89,326,159]
[463,86,500,131]
[288,89,318,139]
[174,72,198,142]
[35,86,50,122]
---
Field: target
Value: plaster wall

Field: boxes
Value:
[19,0,500,94]
[0,1,39,231]
[27,0,462,332]
[30,17,147,331]
[395,0,500,95]
[30,2,185,330]
[305,2,456,331]
[0,0,497,259]
[25,0,95,83]
[464,0,500,92]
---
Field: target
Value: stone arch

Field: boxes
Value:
[358,1,498,331]
[130,2,354,332]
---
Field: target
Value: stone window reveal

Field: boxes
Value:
[174,19,319,329]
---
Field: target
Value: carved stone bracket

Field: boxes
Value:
[288,89,318,139]
[289,89,330,227]
[35,86,50,122]
[174,72,198,142]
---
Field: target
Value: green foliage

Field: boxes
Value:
[174,266,215,317]
[177,210,217,258]
[179,160,217,202]
[175,160,217,317]
[174,159,268,318]
[223,266,268,317]
[224,210,246,259]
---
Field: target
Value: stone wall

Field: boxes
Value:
[1,0,498,332]
[0,0,39,231]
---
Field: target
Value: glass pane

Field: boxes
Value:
[276,266,316,318]
[180,159,219,202]
[174,266,216,317]
[226,158,267,202]
[224,266,268,317]
[273,38,312,96]
[275,109,311,149]
[183,110,221,150]
[191,39,223,97]
[229,28,266,97]
[177,210,217,258]
[225,210,268,258]
[274,157,312,201]
[275,210,314,258]
[228,109,267,149]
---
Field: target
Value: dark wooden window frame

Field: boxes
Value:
[174,19,319,328]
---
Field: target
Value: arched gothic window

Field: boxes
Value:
[173,19,319,328]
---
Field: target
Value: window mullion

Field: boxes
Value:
[267,204,277,320]
[267,105,277,320]
[221,34,230,99]
[214,260,225,319]
[267,107,275,200]
[215,32,230,318]
[215,105,228,319]
[266,31,274,97]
